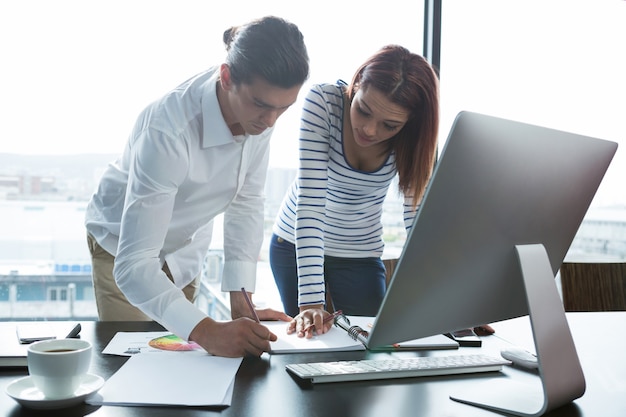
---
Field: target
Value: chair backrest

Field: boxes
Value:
[559,262,626,312]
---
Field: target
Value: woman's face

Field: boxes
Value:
[349,86,410,148]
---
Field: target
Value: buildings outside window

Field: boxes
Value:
[1,1,624,321]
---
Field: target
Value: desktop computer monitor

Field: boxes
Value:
[368,111,617,348]
[367,112,617,417]
[366,111,617,416]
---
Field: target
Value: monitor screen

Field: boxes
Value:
[367,111,618,348]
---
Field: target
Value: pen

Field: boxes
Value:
[240,287,260,323]
[302,310,343,334]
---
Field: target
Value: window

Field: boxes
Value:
[48,287,68,302]
[8,1,620,321]
[439,0,626,262]
[0,0,425,320]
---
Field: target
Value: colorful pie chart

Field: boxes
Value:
[148,334,202,351]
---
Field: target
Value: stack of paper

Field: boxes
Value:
[91,333,241,407]
[87,351,242,407]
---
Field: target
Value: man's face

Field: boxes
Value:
[220,66,302,136]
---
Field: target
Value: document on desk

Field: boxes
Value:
[102,331,201,356]
[265,316,458,353]
[266,321,366,353]
[87,351,242,407]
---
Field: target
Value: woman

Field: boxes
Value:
[85,16,309,357]
[269,45,439,337]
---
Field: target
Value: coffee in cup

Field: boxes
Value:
[27,338,92,399]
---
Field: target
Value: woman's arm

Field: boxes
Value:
[293,85,340,309]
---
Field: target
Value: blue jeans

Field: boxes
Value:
[269,233,386,317]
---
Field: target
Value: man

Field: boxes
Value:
[85,16,309,357]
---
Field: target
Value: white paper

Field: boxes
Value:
[264,316,458,353]
[102,332,204,356]
[87,351,242,407]
[265,321,366,353]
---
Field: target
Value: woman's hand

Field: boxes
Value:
[229,290,291,323]
[287,305,333,338]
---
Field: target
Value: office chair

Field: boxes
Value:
[559,262,626,311]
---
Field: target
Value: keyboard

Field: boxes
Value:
[286,354,511,384]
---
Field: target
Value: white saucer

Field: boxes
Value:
[5,373,104,410]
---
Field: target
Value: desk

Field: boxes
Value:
[1,312,625,417]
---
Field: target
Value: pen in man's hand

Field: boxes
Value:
[240,287,260,323]
[302,310,343,334]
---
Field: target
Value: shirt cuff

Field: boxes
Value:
[220,260,257,293]
[160,297,208,341]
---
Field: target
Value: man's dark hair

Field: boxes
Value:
[223,16,309,88]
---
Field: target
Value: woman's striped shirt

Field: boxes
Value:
[272,82,417,307]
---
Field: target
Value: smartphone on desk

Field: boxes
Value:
[16,324,57,344]
[446,328,482,347]
[16,322,81,344]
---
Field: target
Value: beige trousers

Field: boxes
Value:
[87,234,200,321]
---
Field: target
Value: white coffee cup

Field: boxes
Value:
[27,338,92,399]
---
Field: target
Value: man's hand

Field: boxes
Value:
[188,317,277,357]
[229,290,291,322]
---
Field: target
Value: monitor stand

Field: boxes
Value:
[450,244,586,417]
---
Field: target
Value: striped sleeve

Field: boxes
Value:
[403,195,418,232]
[294,85,341,307]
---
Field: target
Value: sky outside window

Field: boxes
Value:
[439,0,626,207]
[1,0,623,206]
[0,0,424,169]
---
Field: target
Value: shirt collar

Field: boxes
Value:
[200,69,243,149]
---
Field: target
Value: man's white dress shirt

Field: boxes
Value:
[85,67,272,340]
